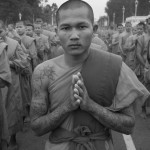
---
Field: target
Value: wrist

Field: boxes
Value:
[82,98,95,111]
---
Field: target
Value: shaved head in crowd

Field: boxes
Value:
[56,0,94,25]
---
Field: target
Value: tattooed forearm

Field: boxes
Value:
[30,101,70,136]
[87,100,135,135]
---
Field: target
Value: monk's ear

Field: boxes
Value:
[93,24,98,33]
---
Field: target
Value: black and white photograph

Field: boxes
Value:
[0,0,150,150]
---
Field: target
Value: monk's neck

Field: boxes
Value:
[64,49,90,68]
[19,33,26,38]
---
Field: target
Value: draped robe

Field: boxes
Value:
[0,42,11,145]
[2,37,29,135]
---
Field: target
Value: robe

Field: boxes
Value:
[34,34,50,64]
[111,32,120,55]
[20,35,36,117]
[92,34,108,51]
[36,49,149,150]
[2,37,29,135]
[124,34,138,70]
[119,31,132,61]
[0,42,11,145]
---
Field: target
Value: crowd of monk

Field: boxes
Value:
[0,1,150,150]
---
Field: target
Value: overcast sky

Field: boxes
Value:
[43,0,109,20]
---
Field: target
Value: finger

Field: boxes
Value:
[72,75,79,85]
[77,72,83,81]
[77,80,84,89]
[74,94,81,101]
[74,84,84,97]
[76,99,81,104]
[74,88,79,95]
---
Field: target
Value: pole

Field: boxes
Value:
[135,0,138,16]
[122,6,125,24]
[52,13,53,25]
[19,13,22,21]
[113,13,115,25]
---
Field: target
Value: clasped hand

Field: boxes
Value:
[69,72,91,111]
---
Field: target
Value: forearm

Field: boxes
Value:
[86,100,135,135]
[31,103,71,136]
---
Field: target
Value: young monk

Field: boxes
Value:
[119,21,132,61]
[0,22,29,149]
[34,23,49,64]
[0,40,11,150]
[92,22,108,51]
[123,25,139,70]
[136,17,150,118]
[30,1,149,150]
[111,23,124,55]
[16,21,37,123]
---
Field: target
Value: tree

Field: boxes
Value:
[105,0,134,25]
[0,0,42,24]
[105,0,150,25]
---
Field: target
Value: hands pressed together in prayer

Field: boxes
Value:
[68,72,92,111]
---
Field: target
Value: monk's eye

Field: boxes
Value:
[61,26,71,31]
[78,25,87,30]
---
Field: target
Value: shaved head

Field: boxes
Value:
[56,0,94,26]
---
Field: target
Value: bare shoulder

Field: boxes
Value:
[33,60,56,89]
[33,56,64,87]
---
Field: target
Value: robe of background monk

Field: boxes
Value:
[119,31,132,61]
[21,34,37,70]
[2,37,29,136]
[34,33,49,64]
[42,30,56,59]
[135,34,150,80]
[92,34,108,51]
[0,41,11,148]
[19,35,34,120]
[111,32,120,55]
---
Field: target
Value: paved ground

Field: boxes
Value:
[16,115,150,150]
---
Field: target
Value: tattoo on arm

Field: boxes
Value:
[88,101,135,135]
[30,65,70,136]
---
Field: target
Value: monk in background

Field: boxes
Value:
[0,39,11,150]
[0,21,29,150]
[119,21,132,61]
[111,24,124,55]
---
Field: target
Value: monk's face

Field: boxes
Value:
[137,25,144,35]
[34,24,42,35]
[125,22,132,32]
[8,24,13,31]
[0,28,6,40]
[26,26,34,37]
[57,7,93,56]
[118,25,124,33]
[132,27,137,35]
[16,24,25,35]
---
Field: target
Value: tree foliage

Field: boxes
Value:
[105,0,150,25]
[0,0,58,25]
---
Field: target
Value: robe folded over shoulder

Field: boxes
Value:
[44,49,149,150]
[0,41,11,143]
[0,42,11,85]
[2,37,29,135]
